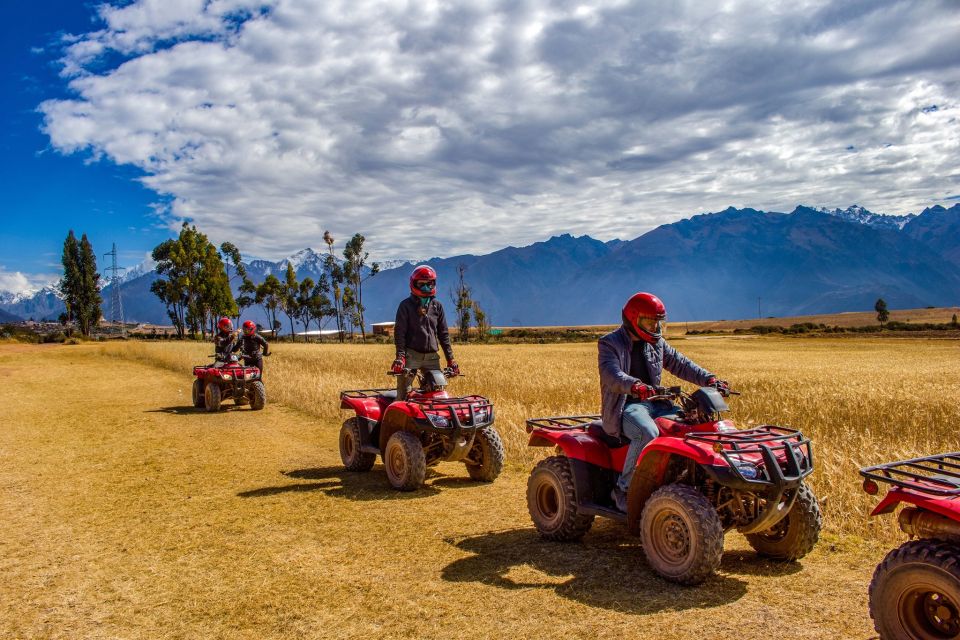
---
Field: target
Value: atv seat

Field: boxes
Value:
[377,390,398,402]
[587,420,628,449]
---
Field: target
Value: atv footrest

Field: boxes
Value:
[860,452,960,496]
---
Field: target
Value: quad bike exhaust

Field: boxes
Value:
[899,507,960,541]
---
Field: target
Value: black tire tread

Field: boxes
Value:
[385,431,426,491]
[204,383,221,412]
[526,456,594,541]
[466,426,505,482]
[869,538,960,640]
[250,381,266,410]
[745,482,822,560]
[641,483,724,585]
[340,418,376,472]
[192,379,205,408]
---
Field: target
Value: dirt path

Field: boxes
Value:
[0,344,883,639]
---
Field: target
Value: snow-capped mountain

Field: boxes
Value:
[812,204,915,230]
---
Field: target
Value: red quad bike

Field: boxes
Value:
[525,385,822,585]
[860,453,960,640]
[192,354,266,412]
[338,367,504,491]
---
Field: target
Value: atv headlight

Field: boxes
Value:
[244,372,255,380]
[221,372,233,379]
[734,461,761,480]
[426,413,450,428]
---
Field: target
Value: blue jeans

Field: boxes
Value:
[617,401,678,493]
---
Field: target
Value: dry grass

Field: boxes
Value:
[98,336,960,542]
[0,343,891,639]
[681,305,960,332]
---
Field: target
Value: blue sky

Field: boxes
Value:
[0,1,171,292]
[2,0,959,294]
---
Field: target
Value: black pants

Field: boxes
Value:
[244,354,264,373]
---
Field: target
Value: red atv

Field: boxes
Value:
[860,453,960,640]
[192,354,266,412]
[525,385,821,585]
[338,367,504,491]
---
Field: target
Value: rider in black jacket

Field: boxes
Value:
[239,320,270,372]
[214,317,239,362]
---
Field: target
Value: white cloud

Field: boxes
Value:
[0,269,58,296]
[41,0,960,260]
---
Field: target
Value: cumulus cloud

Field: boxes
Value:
[40,0,960,259]
[0,268,58,295]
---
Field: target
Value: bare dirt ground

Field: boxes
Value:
[0,344,886,639]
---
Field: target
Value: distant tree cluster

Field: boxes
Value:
[148,226,383,342]
[450,264,491,342]
[59,230,102,337]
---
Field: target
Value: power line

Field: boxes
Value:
[103,243,125,334]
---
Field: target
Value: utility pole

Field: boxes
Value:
[103,243,126,335]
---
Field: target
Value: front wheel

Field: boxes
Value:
[191,379,205,408]
[640,483,724,585]
[249,381,266,410]
[204,383,221,412]
[745,482,822,560]
[526,456,594,541]
[340,418,376,472]
[465,426,505,482]
[383,431,426,491]
[870,539,960,640]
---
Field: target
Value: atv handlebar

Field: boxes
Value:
[634,384,739,402]
[387,367,461,378]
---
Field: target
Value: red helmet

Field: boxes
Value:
[218,317,233,333]
[242,320,256,336]
[622,292,666,344]
[409,265,437,298]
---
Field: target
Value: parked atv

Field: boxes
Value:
[860,453,960,639]
[338,367,504,491]
[192,354,266,412]
[525,385,821,585]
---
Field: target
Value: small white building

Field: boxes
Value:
[371,321,396,336]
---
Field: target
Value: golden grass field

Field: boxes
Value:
[1,337,958,638]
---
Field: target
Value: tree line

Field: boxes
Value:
[59,230,102,336]
[149,223,380,341]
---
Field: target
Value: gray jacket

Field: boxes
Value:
[598,325,714,437]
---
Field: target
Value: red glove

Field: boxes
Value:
[391,356,406,374]
[447,360,460,376]
[630,381,655,401]
[707,377,730,394]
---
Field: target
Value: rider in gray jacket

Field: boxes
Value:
[600,292,727,512]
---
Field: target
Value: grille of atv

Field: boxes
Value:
[684,426,814,484]
[860,453,960,497]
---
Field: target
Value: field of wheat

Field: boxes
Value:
[100,335,960,541]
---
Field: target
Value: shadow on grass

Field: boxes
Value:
[236,466,463,500]
[441,528,750,614]
[146,405,256,415]
[718,549,804,578]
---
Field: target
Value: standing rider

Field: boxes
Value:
[238,320,270,373]
[214,317,239,363]
[391,265,458,399]
[600,292,729,512]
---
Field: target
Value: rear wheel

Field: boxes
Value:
[204,383,221,412]
[745,482,822,560]
[640,483,724,585]
[870,539,960,640]
[465,426,505,482]
[384,431,426,491]
[249,381,266,410]
[191,379,205,408]
[340,418,376,472]
[526,456,594,541]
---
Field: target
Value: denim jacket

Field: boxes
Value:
[598,325,714,437]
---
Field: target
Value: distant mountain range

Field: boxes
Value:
[3,203,959,327]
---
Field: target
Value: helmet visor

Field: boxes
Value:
[415,279,436,294]
[637,315,665,335]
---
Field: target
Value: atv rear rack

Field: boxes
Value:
[525,415,601,433]
[686,426,814,484]
[340,388,396,399]
[860,453,960,497]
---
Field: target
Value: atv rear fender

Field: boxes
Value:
[871,487,960,521]
[340,395,383,422]
[528,429,615,468]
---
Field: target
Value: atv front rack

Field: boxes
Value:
[525,415,601,433]
[686,426,814,485]
[860,453,960,497]
[409,395,495,429]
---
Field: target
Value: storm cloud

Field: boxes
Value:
[40,0,960,259]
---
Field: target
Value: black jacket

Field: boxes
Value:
[394,295,454,361]
[214,330,238,358]
[238,333,270,356]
